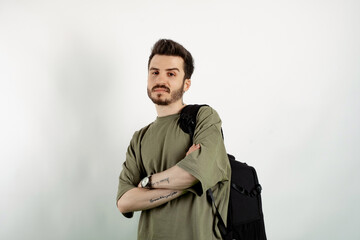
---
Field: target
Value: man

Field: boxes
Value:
[116,39,231,240]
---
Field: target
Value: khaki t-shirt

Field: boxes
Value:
[117,106,231,240]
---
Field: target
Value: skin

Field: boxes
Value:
[147,55,191,117]
[117,55,201,214]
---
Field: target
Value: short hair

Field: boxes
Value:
[148,39,194,80]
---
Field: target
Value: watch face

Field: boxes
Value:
[141,177,149,187]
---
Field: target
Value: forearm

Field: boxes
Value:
[145,144,199,190]
[117,187,187,214]
[150,165,198,190]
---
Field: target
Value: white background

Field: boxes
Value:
[1,0,359,239]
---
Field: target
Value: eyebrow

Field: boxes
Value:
[149,67,180,72]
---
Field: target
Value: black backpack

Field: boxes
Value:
[179,104,267,240]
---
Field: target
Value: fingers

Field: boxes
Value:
[189,144,200,151]
[186,143,201,156]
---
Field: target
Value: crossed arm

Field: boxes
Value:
[117,144,201,214]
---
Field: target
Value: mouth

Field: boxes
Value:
[152,87,170,93]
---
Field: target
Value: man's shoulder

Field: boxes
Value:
[130,122,153,143]
[137,122,153,133]
[196,105,221,122]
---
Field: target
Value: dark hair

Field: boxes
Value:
[148,39,194,80]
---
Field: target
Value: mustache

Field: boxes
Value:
[152,85,170,93]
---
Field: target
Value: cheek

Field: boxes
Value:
[147,78,153,86]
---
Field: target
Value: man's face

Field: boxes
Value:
[147,55,191,106]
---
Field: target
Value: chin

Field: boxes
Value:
[148,95,168,105]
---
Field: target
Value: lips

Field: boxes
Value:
[152,86,170,93]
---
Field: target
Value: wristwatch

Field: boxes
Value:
[140,175,152,188]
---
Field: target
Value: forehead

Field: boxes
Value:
[149,55,184,71]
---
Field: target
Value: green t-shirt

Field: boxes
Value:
[117,106,231,240]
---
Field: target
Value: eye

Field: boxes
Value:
[167,72,175,77]
[152,71,159,75]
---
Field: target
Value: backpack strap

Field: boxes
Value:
[207,186,228,238]
[178,104,208,139]
[179,104,228,239]
[232,183,262,198]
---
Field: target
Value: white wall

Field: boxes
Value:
[1,1,359,239]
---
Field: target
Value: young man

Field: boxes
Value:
[116,39,231,240]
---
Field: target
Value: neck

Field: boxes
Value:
[155,100,186,117]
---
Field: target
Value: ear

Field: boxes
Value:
[183,79,191,92]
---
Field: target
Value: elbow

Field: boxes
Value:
[176,177,199,190]
[117,198,131,214]
[183,172,199,189]
[117,197,136,218]
[173,165,199,189]
[117,188,140,215]
[187,178,199,189]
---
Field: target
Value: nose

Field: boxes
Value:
[154,72,167,85]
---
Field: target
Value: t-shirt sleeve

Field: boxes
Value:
[116,130,145,218]
[176,106,230,196]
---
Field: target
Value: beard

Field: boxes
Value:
[147,82,185,106]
